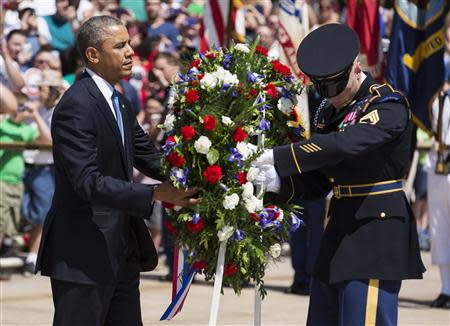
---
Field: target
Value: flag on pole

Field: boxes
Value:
[200,0,245,52]
[386,0,449,132]
[277,0,310,134]
[347,0,384,82]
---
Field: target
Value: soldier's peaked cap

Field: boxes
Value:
[297,24,359,79]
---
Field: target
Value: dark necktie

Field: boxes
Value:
[111,89,125,145]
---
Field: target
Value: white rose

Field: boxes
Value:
[200,72,218,89]
[217,225,234,241]
[268,46,280,61]
[277,97,293,116]
[241,182,254,201]
[270,243,282,258]
[167,91,177,109]
[236,142,250,160]
[223,193,240,210]
[194,136,212,154]
[245,196,263,213]
[278,209,284,221]
[234,43,250,53]
[221,115,234,126]
[163,114,175,131]
[246,167,260,182]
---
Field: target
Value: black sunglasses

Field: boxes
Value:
[311,65,353,98]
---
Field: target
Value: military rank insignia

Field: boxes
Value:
[359,110,380,125]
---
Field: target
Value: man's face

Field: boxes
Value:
[35,52,53,70]
[153,58,178,83]
[55,0,69,16]
[145,0,161,20]
[94,24,134,84]
[7,34,26,60]
[327,61,362,109]
[256,26,274,49]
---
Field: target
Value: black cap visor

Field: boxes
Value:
[312,66,352,98]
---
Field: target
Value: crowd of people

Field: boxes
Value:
[0,0,449,310]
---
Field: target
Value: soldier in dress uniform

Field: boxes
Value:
[253,23,425,325]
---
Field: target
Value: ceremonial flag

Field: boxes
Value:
[200,0,245,52]
[277,0,310,133]
[347,0,384,82]
[386,0,449,132]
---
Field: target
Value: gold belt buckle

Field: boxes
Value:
[333,185,341,199]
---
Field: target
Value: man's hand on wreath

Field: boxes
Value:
[252,148,274,168]
[153,180,201,207]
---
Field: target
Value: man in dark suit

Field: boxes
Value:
[36,16,198,326]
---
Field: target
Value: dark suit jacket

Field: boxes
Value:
[36,72,161,285]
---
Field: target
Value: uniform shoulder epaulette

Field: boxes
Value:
[362,83,410,114]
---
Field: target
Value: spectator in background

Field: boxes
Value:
[5,29,29,70]
[146,52,180,106]
[41,0,78,53]
[137,97,165,146]
[116,78,142,115]
[0,83,19,114]
[145,0,180,49]
[21,69,64,276]
[1,30,25,91]
[179,16,200,52]
[314,0,341,28]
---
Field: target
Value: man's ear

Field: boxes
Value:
[85,47,100,64]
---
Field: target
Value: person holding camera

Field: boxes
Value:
[21,69,64,276]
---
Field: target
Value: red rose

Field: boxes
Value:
[162,201,174,209]
[167,152,185,167]
[185,89,200,104]
[198,73,205,81]
[264,83,278,99]
[248,88,258,97]
[205,52,216,59]
[164,220,176,235]
[236,171,247,185]
[271,60,292,77]
[224,263,238,276]
[192,260,207,270]
[186,218,203,233]
[189,59,201,69]
[255,46,268,57]
[232,127,247,142]
[202,114,217,131]
[250,213,260,222]
[203,165,222,184]
[181,125,196,141]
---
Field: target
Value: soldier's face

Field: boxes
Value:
[328,60,362,109]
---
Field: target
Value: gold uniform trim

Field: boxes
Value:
[300,142,322,153]
[365,279,379,326]
[360,110,380,125]
[287,176,295,203]
[291,143,302,174]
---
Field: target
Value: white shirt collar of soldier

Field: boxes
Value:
[85,67,118,120]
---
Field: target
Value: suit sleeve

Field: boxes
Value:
[274,103,410,178]
[52,98,154,217]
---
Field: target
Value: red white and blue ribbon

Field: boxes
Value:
[160,246,196,321]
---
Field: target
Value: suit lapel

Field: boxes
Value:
[83,74,129,177]
[118,93,134,179]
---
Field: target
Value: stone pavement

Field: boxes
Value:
[1,251,449,325]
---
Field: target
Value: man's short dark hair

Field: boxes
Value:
[153,52,179,67]
[76,15,123,63]
[6,29,27,42]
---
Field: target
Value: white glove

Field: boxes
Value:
[252,149,274,168]
[253,164,280,194]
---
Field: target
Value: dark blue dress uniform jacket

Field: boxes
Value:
[36,73,161,285]
[274,75,425,284]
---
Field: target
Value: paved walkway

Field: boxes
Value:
[1,251,449,325]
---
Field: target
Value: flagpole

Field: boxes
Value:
[225,0,234,47]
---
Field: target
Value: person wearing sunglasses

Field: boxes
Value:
[253,23,425,325]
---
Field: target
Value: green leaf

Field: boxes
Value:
[206,148,220,165]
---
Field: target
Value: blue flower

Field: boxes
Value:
[219,183,228,192]
[258,118,270,131]
[280,88,291,99]
[289,212,305,232]
[247,72,258,84]
[232,229,245,241]
[258,103,272,112]
[228,147,243,163]
[220,84,231,92]
[192,212,200,224]
[169,167,189,188]
[223,53,233,69]
[162,138,177,155]
[232,90,239,97]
